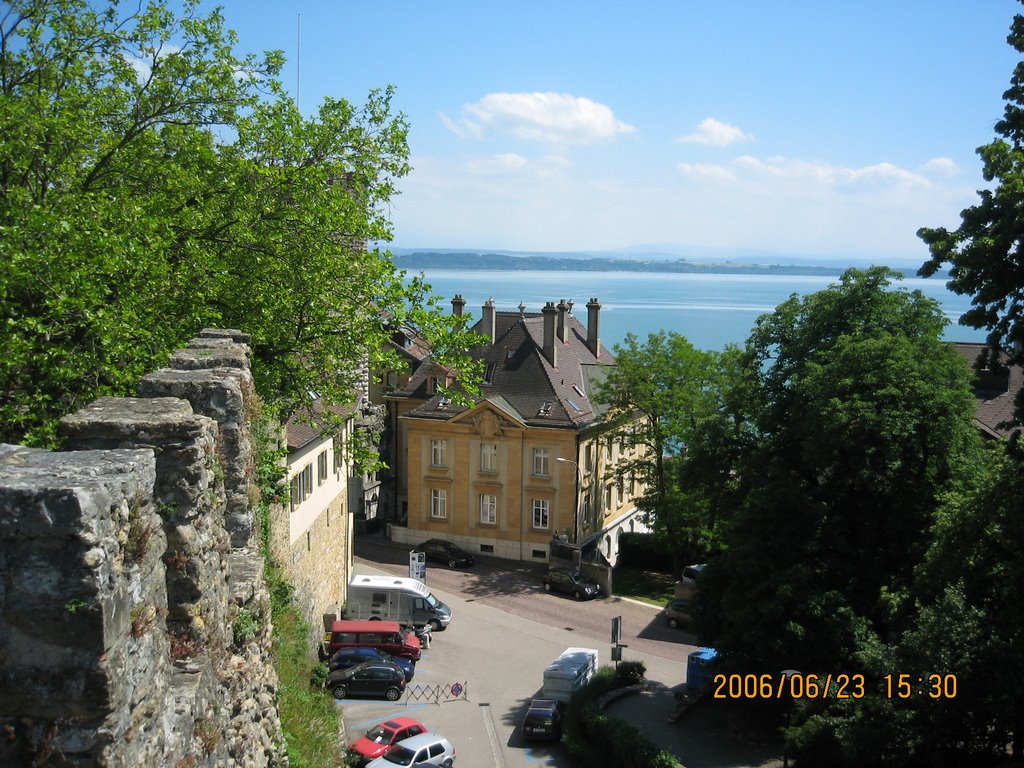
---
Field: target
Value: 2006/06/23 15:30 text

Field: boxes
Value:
[712,673,958,700]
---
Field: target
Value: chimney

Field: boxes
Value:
[542,301,558,368]
[586,298,601,358]
[481,298,496,345]
[557,299,569,343]
[451,294,466,317]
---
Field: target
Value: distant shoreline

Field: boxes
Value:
[392,251,915,278]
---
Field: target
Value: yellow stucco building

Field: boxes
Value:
[385,296,648,565]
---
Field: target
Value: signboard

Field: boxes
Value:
[409,550,426,583]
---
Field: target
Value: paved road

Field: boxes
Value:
[345,534,783,768]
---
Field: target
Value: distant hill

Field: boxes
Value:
[389,250,914,277]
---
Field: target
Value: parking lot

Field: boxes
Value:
[344,542,783,767]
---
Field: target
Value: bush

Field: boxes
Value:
[561,664,680,768]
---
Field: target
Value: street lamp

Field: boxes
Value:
[556,457,583,545]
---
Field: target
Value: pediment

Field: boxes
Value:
[449,398,526,436]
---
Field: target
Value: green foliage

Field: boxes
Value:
[0,0,481,447]
[613,660,646,686]
[232,607,260,647]
[698,268,982,673]
[598,331,725,570]
[267,561,344,768]
[310,662,329,689]
[918,5,1024,425]
[561,666,679,768]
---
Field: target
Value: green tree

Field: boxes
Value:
[918,1,1024,425]
[698,268,980,674]
[0,0,478,447]
[598,331,722,569]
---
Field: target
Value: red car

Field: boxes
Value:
[348,717,428,765]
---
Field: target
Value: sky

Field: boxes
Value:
[211,1,1023,263]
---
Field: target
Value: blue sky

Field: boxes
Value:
[214,1,1021,263]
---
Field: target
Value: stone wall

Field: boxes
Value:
[0,330,286,768]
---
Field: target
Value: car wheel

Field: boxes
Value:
[574,590,583,601]
[384,687,401,701]
[544,582,551,592]
[331,684,347,699]
[668,617,679,629]
[428,619,442,632]
[368,616,382,621]
[448,557,458,568]
[442,759,453,768]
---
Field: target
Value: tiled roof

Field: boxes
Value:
[286,399,354,451]
[401,306,615,430]
[951,342,1022,439]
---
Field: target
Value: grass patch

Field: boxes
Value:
[268,560,345,768]
[613,567,676,606]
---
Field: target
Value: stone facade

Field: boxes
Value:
[0,330,286,767]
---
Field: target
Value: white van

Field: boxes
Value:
[542,647,599,702]
[346,575,452,631]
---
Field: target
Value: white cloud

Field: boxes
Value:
[676,162,736,182]
[731,155,930,188]
[447,92,635,144]
[676,117,755,147]
[920,157,960,178]
[464,153,529,175]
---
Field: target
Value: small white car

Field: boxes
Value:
[365,732,455,768]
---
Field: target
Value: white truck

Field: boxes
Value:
[542,647,599,702]
[346,575,452,631]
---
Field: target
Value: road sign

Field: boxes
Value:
[409,550,426,582]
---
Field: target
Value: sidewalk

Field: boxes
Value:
[605,681,785,768]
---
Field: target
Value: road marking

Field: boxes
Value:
[479,703,506,768]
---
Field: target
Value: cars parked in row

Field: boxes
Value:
[419,538,475,568]
[348,717,428,765]
[542,567,602,600]
[365,732,456,767]
[328,661,406,701]
[328,646,416,682]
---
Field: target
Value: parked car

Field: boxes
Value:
[521,699,564,741]
[328,646,415,682]
[662,598,692,629]
[419,538,475,568]
[348,717,428,765]
[365,732,456,767]
[328,661,406,701]
[543,567,601,600]
[674,563,705,599]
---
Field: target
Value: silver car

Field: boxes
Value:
[365,732,456,768]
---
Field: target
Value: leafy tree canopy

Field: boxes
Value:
[0,0,479,447]
[698,268,981,673]
[597,331,725,567]
[919,0,1024,424]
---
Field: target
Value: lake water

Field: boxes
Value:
[410,269,987,352]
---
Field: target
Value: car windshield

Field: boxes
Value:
[573,571,592,583]
[364,725,394,743]
[382,746,416,765]
[425,593,440,608]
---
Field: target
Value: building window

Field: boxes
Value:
[532,447,550,477]
[479,494,497,525]
[430,488,447,519]
[480,442,497,472]
[333,435,344,474]
[605,484,614,512]
[290,464,313,510]
[585,443,594,473]
[431,439,448,468]
[317,449,328,485]
[532,498,549,530]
